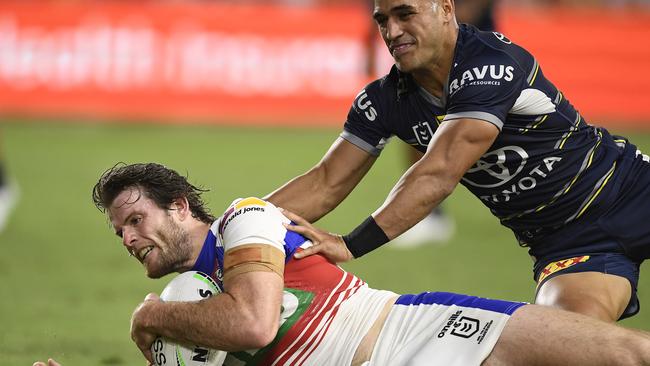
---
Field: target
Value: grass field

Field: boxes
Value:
[2,121,648,365]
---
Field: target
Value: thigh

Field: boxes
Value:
[536,271,631,322]
[534,252,640,320]
[483,304,650,366]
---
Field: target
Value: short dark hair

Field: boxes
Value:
[92,162,215,224]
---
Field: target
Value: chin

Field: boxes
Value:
[394,57,416,73]
[145,265,171,279]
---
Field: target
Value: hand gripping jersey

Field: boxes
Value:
[342,24,637,246]
[191,197,397,366]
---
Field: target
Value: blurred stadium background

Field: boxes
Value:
[1,0,649,364]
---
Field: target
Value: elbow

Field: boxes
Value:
[240,317,279,349]
[412,167,457,203]
[438,179,456,200]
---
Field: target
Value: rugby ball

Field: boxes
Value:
[151,271,228,366]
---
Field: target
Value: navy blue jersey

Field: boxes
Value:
[342,24,630,245]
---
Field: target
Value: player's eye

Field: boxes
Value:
[130,216,142,225]
[398,11,415,20]
[374,15,387,27]
[116,230,123,238]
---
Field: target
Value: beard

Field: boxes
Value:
[146,217,193,279]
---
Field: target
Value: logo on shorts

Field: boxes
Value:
[438,311,480,339]
[537,256,590,285]
[450,316,480,338]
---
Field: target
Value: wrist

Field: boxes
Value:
[342,216,389,258]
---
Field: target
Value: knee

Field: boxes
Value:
[608,330,650,365]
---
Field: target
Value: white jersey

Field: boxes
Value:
[191,197,397,366]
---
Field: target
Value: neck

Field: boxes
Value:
[412,25,459,98]
[187,220,212,269]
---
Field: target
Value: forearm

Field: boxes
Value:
[343,119,498,258]
[145,293,277,351]
[343,165,455,258]
[265,138,376,223]
[374,165,455,239]
[264,167,339,223]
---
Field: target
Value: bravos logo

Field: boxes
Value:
[449,65,515,94]
[463,145,563,203]
[463,146,528,188]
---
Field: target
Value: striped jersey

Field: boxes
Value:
[191,197,396,365]
[342,24,633,245]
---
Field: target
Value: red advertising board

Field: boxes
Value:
[0,2,649,127]
[0,1,371,125]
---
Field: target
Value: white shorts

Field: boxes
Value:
[367,292,526,366]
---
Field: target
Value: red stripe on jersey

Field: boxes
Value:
[264,254,365,366]
[271,273,355,365]
[293,278,365,366]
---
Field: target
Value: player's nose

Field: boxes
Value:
[385,18,404,40]
[122,227,137,251]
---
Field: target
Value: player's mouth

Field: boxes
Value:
[138,246,154,261]
[390,42,414,57]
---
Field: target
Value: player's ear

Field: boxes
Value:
[441,0,454,20]
[171,197,191,220]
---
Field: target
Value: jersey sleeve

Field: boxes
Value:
[341,82,393,156]
[219,197,287,281]
[444,54,527,130]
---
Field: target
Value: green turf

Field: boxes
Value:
[2,121,648,365]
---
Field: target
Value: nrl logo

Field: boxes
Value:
[450,316,480,338]
[412,121,435,146]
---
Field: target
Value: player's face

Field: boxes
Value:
[109,187,193,279]
[373,0,447,73]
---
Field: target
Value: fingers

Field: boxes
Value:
[283,221,311,235]
[133,332,155,364]
[33,358,61,366]
[142,348,154,364]
[293,244,323,259]
[279,208,311,227]
[144,293,160,302]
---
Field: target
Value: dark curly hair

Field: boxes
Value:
[92,162,215,224]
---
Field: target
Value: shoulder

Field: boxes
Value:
[457,24,533,63]
[348,65,422,124]
[351,66,403,113]
[453,25,534,76]
[448,25,534,97]
[218,197,287,252]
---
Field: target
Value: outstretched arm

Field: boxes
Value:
[372,118,498,240]
[264,137,376,223]
[290,119,498,261]
[130,269,283,362]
